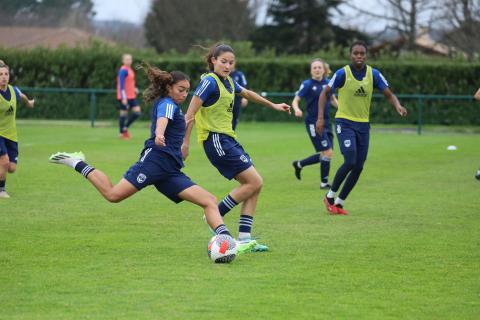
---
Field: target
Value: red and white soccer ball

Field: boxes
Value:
[207,234,237,263]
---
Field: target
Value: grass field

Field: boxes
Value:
[2,121,479,319]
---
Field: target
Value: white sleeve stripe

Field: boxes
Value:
[379,73,389,87]
[194,80,207,96]
[196,80,210,97]
[328,74,336,87]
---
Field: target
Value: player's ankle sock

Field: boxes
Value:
[327,189,336,199]
[238,232,251,241]
[119,115,126,133]
[300,154,320,167]
[214,224,232,236]
[320,156,331,183]
[334,197,345,207]
[0,179,5,192]
[239,214,253,236]
[126,112,141,128]
[218,194,238,217]
[74,161,95,178]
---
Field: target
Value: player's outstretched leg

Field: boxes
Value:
[49,151,137,203]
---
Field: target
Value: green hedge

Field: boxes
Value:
[2,44,479,124]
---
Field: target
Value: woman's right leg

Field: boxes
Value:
[87,172,138,203]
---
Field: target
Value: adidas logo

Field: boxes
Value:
[354,86,367,97]
[4,105,14,116]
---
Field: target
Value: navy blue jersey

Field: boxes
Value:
[296,78,331,123]
[195,72,243,107]
[0,86,21,102]
[230,70,247,129]
[328,65,388,92]
[144,97,185,167]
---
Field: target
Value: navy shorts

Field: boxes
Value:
[335,118,370,164]
[203,132,253,180]
[118,99,139,111]
[0,136,18,163]
[305,121,334,152]
[124,147,195,203]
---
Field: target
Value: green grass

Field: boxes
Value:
[2,121,479,319]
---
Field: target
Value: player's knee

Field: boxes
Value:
[0,155,10,167]
[204,193,218,208]
[105,192,123,203]
[8,163,16,173]
[323,149,333,158]
[120,110,128,116]
[252,175,263,192]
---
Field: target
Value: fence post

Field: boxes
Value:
[417,98,424,135]
[89,92,97,128]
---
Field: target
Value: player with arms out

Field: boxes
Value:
[0,60,35,198]
[183,44,291,253]
[116,54,141,139]
[230,63,248,130]
[49,65,239,242]
[291,58,337,189]
[316,41,407,215]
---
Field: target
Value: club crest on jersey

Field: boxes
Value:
[344,140,351,148]
[321,140,328,147]
[336,125,341,134]
[354,86,367,97]
[240,155,249,163]
[137,173,147,184]
[312,86,317,91]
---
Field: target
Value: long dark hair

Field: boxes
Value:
[205,43,235,70]
[138,63,190,103]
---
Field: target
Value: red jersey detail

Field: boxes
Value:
[116,65,136,100]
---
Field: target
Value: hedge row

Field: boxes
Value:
[2,45,479,125]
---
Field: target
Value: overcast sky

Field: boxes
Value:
[92,0,388,32]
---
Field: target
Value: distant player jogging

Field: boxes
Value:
[316,41,407,215]
[50,65,246,248]
[183,43,291,253]
[291,58,338,189]
[0,60,35,198]
[230,63,248,130]
[116,54,141,139]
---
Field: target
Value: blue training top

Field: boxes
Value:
[0,86,21,102]
[194,72,243,107]
[296,78,331,124]
[144,97,185,167]
[230,70,247,129]
[328,65,389,92]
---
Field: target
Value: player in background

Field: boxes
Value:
[0,60,35,198]
[474,88,480,180]
[291,58,338,189]
[317,41,407,215]
[49,65,244,245]
[183,43,291,252]
[230,63,248,130]
[116,53,141,139]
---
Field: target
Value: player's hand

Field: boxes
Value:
[294,108,303,118]
[397,105,407,117]
[27,99,35,108]
[155,135,166,147]
[181,143,189,160]
[273,103,291,114]
[241,98,248,108]
[121,98,128,106]
[315,118,324,134]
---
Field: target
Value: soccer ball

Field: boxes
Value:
[207,234,237,263]
[475,169,480,181]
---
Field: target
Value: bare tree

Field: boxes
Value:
[345,0,437,51]
[434,0,480,59]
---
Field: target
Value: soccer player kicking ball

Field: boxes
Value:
[49,65,252,252]
[316,41,407,215]
[183,43,291,253]
[0,60,35,198]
